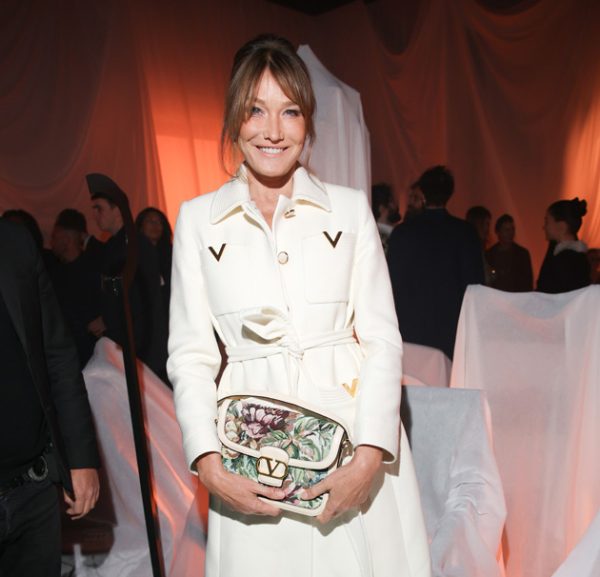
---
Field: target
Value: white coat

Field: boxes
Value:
[168,166,431,577]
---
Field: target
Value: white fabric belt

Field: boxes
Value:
[226,328,356,363]
[224,307,356,395]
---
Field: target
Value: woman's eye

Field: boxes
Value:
[250,106,263,116]
[284,108,302,117]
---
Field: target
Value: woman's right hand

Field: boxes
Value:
[195,452,284,517]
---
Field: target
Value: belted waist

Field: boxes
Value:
[226,328,356,363]
[223,307,357,396]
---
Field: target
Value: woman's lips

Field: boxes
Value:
[257,146,286,154]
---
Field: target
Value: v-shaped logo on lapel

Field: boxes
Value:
[208,243,227,262]
[323,231,342,248]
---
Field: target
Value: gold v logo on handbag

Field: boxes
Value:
[256,456,288,479]
[209,243,227,262]
[323,231,342,248]
[342,378,359,398]
[256,446,289,485]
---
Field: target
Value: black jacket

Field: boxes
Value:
[0,220,99,494]
[98,227,169,382]
[537,243,590,293]
[486,242,534,292]
[387,208,485,359]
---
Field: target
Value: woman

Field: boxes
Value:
[168,35,430,576]
[136,207,173,291]
[133,207,173,385]
[537,198,590,293]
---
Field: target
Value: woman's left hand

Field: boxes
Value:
[301,445,383,524]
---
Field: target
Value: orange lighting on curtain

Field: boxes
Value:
[563,95,600,250]
[155,135,227,225]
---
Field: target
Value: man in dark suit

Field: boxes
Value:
[0,219,100,577]
[90,178,169,383]
[486,214,534,292]
[387,166,485,359]
[49,209,103,368]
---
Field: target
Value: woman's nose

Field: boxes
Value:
[264,115,283,141]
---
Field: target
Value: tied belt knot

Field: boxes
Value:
[225,307,356,394]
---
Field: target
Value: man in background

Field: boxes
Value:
[371,182,401,253]
[0,219,99,577]
[49,209,103,367]
[90,182,169,383]
[466,205,493,284]
[387,165,485,359]
[486,214,534,292]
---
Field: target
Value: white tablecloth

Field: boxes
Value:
[552,508,600,577]
[402,342,451,387]
[401,386,506,577]
[76,338,206,576]
[451,285,600,577]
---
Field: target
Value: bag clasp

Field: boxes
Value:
[256,446,289,487]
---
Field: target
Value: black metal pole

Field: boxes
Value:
[87,173,166,577]
[111,276,166,577]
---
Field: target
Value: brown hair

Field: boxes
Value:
[221,34,315,171]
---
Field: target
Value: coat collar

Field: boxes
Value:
[554,239,587,255]
[209,164,331,224]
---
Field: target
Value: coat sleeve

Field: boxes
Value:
[35,234,100,470]
[167,201,222,470]
[350,191,403,463]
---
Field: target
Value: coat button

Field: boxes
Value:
[277,251,289,264]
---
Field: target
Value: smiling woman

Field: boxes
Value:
[167,34,431,577]
[236,69,307,198]
[220,36,316,226]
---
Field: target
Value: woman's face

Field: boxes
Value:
[237,69,306,186]
[141,211,164,245]
[543,212,564,242]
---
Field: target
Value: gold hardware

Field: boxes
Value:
[342,378,359,398]
[323,231,342,248]
[256,456,289,480]
[209,244,226,262]
[337,437,354,466]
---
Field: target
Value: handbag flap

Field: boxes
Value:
[217,395,348,470]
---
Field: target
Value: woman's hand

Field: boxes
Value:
[195,452,285,517]
[301,445,383,524]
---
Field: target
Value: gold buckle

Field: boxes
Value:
[256,456,288,480]
[256,447,290,487]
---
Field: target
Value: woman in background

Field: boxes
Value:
[537,197,590,293]
[136,207,173,307]
[132,206,172,385]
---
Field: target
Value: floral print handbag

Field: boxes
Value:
[217,392,354,516]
